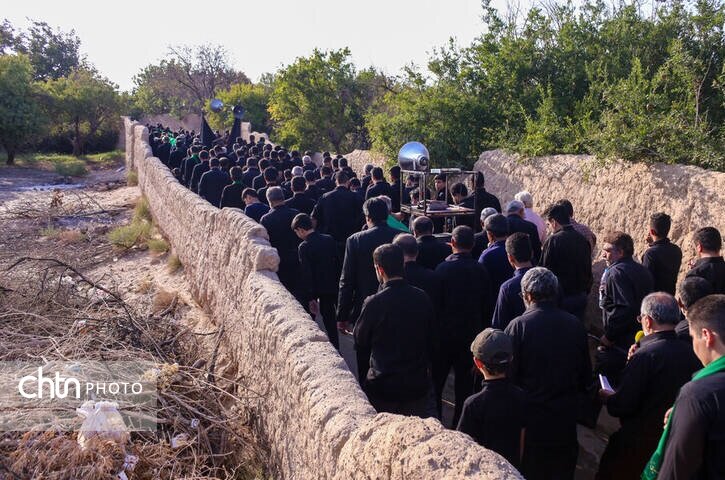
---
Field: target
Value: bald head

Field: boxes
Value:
[393,233,419,262]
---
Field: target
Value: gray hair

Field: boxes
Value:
[480,207,498,222]
[378,195,392,212]
[515,191,533,208]
[641,292,681,326]
[521,267,559,302]
[292,166,303,176]
[506,200,525,215]
[266,186,285,204]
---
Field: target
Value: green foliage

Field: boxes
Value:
[147,238,169,253]
[127,170,138,186]
[42,68,122,156]
[207,83,272,133]
[269,48,372,152]
[0,54,46,164]
[167,254,182,273]
[54,158,87,176]
[133,198,152,222]
[107,220,152,248]
[517,87,567,157]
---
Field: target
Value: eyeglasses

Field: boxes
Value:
[637,314,645,323]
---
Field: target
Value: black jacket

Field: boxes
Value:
[366,181,392,200]
[541,225,593,296]
[337,223,400,324]
[472,231,489,260]
[182,155,200,187]
[190,161,210,193]
[606,331,701,457]
[687,256,725,294]
[404,261,442,315]
[507,214,542,264]
[353,279,434,401]
[298,231,339,301]
[315,177,335,195]
[504,301,591,445]
[241,167,259,188]
[258,184,292,205]
[416,235,452,270]
[659,371,725,479]
[389,181,402,213]
[642,238,682,295]
[220,182,245,209]
[473,188,502,232]
[601,257,654,347]
[285,192,316,215]
[305,183,321,201]
[435,252,493,345]
[156,142,171,165]
[198,168,231,207]
[311,186,364,245]
[168,147,185,169]
[252,172,266,191]
[260,205,301,293]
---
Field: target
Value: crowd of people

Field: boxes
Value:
[148,124,725,480]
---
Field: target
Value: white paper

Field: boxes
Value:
[599,374,615,393]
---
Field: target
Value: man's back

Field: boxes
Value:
[541,226,593,295]
[479,240,514,295]
[366,181,392,200]
[260,205,301,291]
[404,261,442,313]
[285,192,316,215]
[416,235,452,270]
[241,167,259,188]
[642,238,682,295]
[602,257,655,347]
[507,215,542,262]
[315,177,335,195]
[659,371,725,479]
[687,256,725,294]
[504,302,591,444]
[311,186,364,244]
[354,279,433,401]
[244,202,269,223]
[220,183,245,209]
[190,161,210,192]
[198,169,230,207]
[299,231,339,297]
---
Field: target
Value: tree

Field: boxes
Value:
[0,54,45,164]
[268,48,368,152]
[206,82,272,133]
[43,68,121,156]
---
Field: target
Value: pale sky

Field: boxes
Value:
[3,0,504,92]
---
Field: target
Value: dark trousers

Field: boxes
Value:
[596,428,655,480]
[318,294,339,350]
[522,440,578,480]
[367,384,438,419]
[432,340,474,427]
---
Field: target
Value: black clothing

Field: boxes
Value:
[156,142,171,165]
[659,370,725,479]
[168,147,185,169]
[389,180,402,213]
[252,172,266,191]
[642,238,682,295]
[311,186,364,245]
[471,231,489,260]
[416,235,452,270]
[285,192,316,215]
[198,168,231,207]
[675,318,692,342]
[315,177,335,195]
[687,256,725,294]
[434,252,493,424]
[457,378,526,468]
[365,181,392,200]
[404,261,442,315]
[337,223,400,326]
[220,182,245,209]
[258,184,292,205]
[260,205,301,295]
[597,330,701,480]
[244,202,269,223]
[507,214,542,264]
[354,279,434,404]
[361,175,372,192]
[183,155,200,188]
[190,161,210,193]
[305,183,321,201]
[601,257,654,348]
[241,167,259,188]
[298,231,339,300]
[541,225,593,296]
[504,302,591,448]
[474,187,502,213]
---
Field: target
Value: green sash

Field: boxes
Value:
[642,355,725,479]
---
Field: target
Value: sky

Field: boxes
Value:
[3,0,500,92]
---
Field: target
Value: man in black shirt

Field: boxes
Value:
[241,157,260,188]
[393,234,442,314]
[252,159,270,191]
[686,226,725,294]
[656,295,725,479]
[311,171,365,257]
[457,328,525,468]
[389,165,402,213]
[190,151,211,193]
[365,167,392,200]
[434,226,493,426]
[303,170,321,201]
[198,157,231,207]
[412,216,451,270]
[541,202,593,321]
[220,166,245,209]
[597,293,701,480]
[258,167,291,206]
[642,212,682,295]
[600,231,654,377]
[285,176,316,215]
[293,213,340,350]
[504,267,591,480]
[505,200,542,264]
[353,244,436,417]
[675,276,713,341]
[472,208,497,260]
[260,187,301,299]
[315,166,336,195]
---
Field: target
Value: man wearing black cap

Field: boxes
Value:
[354,243,436,417]
[457,328,525,468]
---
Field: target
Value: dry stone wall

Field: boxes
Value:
[123,117,521,479]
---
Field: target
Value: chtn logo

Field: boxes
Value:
[18,367,81,399]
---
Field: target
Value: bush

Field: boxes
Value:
[167,254,182,273]
[147,238,169,253]
[133,198,151,222]
[107,221,151,248]
[127,170,138,186]
[54,159,87,177]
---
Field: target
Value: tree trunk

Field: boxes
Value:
[73,117,82,157]
[5,149,15,165]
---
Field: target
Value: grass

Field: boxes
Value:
[40,226,60,238]
[147,238,169,253]
[133,197,152,222]
[107,220,152,248]
[2,150,125,175]
[167,254,182,273]
[127,170,138,186]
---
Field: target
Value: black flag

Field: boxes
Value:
[200,114,215,149]
[226,117,241,152]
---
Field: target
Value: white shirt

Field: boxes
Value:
[524,207,547,243]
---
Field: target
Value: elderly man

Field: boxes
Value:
[515,190,546,243]
[648,295,725,479]
[597,293,701,480]
[504,267,591,480]
[505,200,542,264]
[686,226,725,294]
[260,187,301,297]
[473,207,498,259]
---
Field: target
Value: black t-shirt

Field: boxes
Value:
[457,378,526,467]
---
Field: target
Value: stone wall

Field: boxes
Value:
[123,117,521,479]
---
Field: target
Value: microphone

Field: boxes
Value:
[635,330,645,344]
